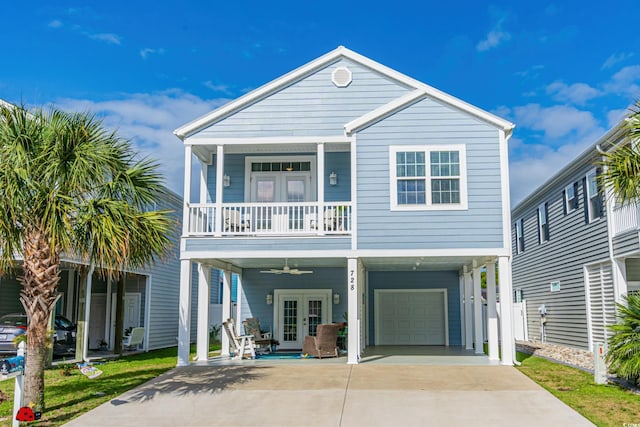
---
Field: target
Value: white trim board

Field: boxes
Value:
[374,288,449,346]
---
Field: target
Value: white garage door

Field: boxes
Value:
[375,290,447,345]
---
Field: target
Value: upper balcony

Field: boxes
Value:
[181,138,353,241]
[612,202,640,237]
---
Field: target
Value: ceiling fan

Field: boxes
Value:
[260,259,313,275]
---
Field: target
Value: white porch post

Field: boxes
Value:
[235,271,243,329]
[221,268,232,356]
[347,257,360,364]
[182,145,192,236]
[177,260,193,366]
[473,265,483,354]
[317,143,325,235]
[464,270,473,351]
[214,145,224,237]
[81,264,95,362]
[196,263,211,362]
[498,256,515,365]
[486,260,499,361]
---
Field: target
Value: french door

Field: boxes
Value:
[274,289,331,350]
[250,172,311,232]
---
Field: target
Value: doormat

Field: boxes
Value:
[256,352,303,359]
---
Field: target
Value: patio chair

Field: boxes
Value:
[243,318,278,353]
[222,318,256,359]
[123,327,144,350]
[302,323,341,358]
[224,210,250,232]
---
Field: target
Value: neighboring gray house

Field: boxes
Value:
[511,121,638,351]
[0,184,185,357]
[173,46,517,366]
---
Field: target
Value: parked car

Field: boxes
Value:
[0,313,76,355]
[0,313,27,354]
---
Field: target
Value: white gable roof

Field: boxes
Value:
[174,46,514,140]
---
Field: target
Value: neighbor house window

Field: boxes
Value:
[538,203,549,243]
[515,218,524,254]
[390,145,467,210]
[564,182,579,214]
[586,169,604,222]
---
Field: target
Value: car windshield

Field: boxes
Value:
[56,316,74,329]
[0,315,27,327]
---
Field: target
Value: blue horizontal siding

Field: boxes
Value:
[197,58,411,138]
[185,237,352,252]
[356,97,504,250]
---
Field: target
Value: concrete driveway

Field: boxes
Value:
[64,363,593,426]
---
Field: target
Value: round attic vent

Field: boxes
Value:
[332,66,352,88]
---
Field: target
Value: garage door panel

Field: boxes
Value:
[376,290,447,346]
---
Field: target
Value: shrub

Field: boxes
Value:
[606,293,640,386]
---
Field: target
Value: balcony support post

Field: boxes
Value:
[215,145,224,237]
[182,145,192,235]
[317,143,325,235]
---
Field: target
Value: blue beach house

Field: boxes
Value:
[173,47,516,365]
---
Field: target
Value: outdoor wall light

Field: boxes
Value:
[333,293,340,304]
[266,293,273,305]
[329,171,338,186]
[223,174,231,187]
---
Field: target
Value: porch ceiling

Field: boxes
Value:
[199,255,486,272]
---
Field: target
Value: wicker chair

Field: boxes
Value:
[302,323,341,358]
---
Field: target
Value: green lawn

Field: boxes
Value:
[0,344,220,426]
[516,352,640,427]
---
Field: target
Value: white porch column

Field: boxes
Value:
[464,270,473,351]
[347,257,360,364]
[182,145,192,236]
[498,256,515,365]
[81,264,95,362]
[473,265,483,354]
[177,260,193,366]
[317,143,325,235]
[196,263,211,362]
[214,145,224,237]
[486,260,499,361]
[221,268,232,356]
[235,271,243,330]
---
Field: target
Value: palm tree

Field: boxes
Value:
[0,104,173,411]
[606,293,640,386]
[599,101,640,204]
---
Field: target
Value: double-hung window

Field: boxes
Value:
[538,203,549,243]
[586,169,603,222]
[390,145,467,210]
[564,182,578,213]
[515,218,524,254]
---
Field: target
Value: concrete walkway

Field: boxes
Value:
[64,363,593,426]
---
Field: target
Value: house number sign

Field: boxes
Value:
[349,268,356,292]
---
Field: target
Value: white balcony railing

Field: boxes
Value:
[187,202,352,237]
[612,202,640,236]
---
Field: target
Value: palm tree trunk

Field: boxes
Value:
[19,226,61,412]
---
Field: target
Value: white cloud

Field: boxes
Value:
[512,103,599,139]
[545,81,600,105]
[604,65,640,97]
[607,108,629,127]
[48,20,63,29]
[476,13,511,52]
[88,32,122,45]
[514,64,544,79]
[56,90,229,196]
[140,48,165,60]
[509,127,605,206]
[602,52,635,69]
[203,81,232,95]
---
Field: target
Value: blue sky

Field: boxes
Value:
[1,1,639,205]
